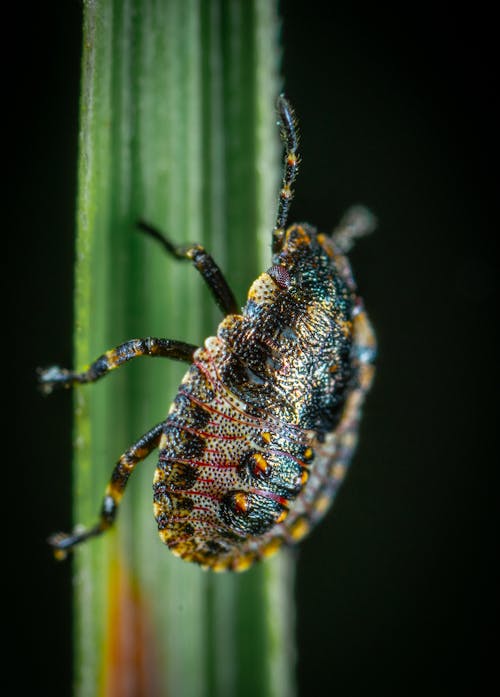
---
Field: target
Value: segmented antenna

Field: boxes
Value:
[272,95,300,253]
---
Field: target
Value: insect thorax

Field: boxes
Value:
[219,223,356,433]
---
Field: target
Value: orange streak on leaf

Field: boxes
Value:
[103,557,165,697]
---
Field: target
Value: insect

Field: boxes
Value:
[40,95,376,572]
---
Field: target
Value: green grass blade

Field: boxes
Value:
[72,1,292,695]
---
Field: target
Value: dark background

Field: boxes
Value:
[14,2,496,695]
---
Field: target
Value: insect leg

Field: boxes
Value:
[138,221,238,315]
[272,94,300,253]
[332,205,377,253]
[48,422,164,559]
[38,337,197,394]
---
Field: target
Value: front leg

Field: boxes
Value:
[138,221,239,316]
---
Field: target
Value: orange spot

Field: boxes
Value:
[261,537,283,559]
[107,482,124,501]
[233,554,254,572]
[104,558,163,697]
[276,508,289,524]
[211,559,231,572]
[105,349,119,368]
[338,318,353,339]
[289,516,310,541]
[252,452,269,476]
[234,492,250,514]
[261,431,272,444]
[314,494,331,515]
[287,225,311,246]
[331,463,346,480]
[317,233,335,257]
[134,446,149,458]
[300,469,309,486]
[303,447,314,461]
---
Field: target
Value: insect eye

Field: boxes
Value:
[267,264,291,289]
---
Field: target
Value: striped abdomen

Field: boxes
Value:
[153,336,314,571]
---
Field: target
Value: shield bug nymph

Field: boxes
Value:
[40,95,376,571]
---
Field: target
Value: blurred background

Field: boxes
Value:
[14,2,495,695]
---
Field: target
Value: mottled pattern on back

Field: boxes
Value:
[154,224,376,570]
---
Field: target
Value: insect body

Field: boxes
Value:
[41,96,376,571]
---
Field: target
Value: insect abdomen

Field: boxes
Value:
[153,337,313,570]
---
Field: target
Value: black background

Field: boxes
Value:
[14,2,496,695]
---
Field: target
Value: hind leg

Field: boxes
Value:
[332,205,377,253]
[48,422,164,559]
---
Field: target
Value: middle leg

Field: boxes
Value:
[39,337,197,394]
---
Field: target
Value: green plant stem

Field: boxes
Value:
[73,2,293,696]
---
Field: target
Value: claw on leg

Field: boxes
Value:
[37,365,74,395]
[47,526,99,560]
